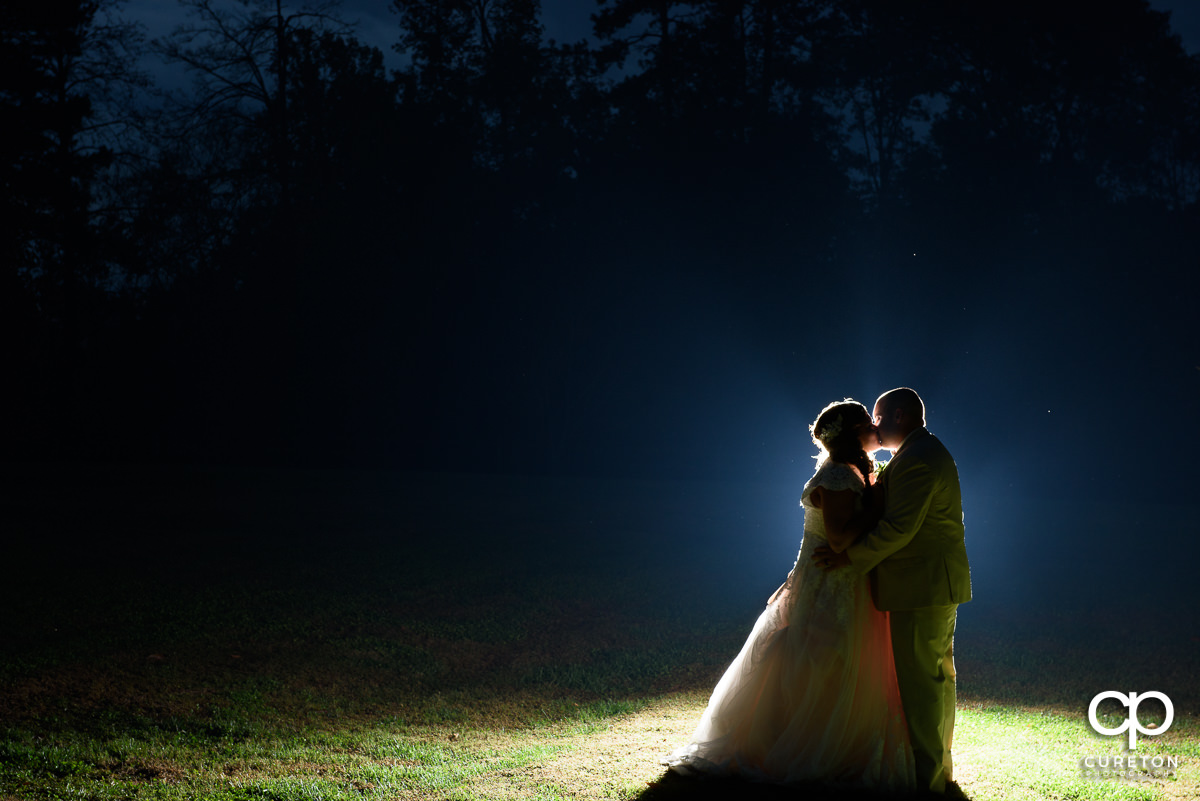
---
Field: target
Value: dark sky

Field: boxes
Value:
[57,0,1198,619]
[111,0,1198,487]
[329,0,1200,55]
[126,0,1200,72]
[119,0,1198,494]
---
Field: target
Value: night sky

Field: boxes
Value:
[126,0,1200,52]
[125,0,1200,80]
[10,0,1200,618]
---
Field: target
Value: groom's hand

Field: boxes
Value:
[812,545,850,571]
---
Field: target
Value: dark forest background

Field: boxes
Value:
[5,0,1198,485]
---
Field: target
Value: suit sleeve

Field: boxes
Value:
[845,456,936,574]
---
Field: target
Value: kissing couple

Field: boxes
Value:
[665,387,972,795]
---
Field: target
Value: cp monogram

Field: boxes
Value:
[1088,691,1174,749]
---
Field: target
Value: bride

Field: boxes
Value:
[663,399,916,790]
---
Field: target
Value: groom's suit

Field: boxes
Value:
[845,428,971,794]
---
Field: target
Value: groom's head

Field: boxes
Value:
[873,388,926,450]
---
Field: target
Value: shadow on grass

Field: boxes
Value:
[636,769,964,800]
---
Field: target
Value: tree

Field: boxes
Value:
[285,28,403,206]
[0,0,164,465]
[593,0,694,129]
[812,0,949,208]
[1,0,154,319]
[154,0,348,206]
[928,0,1198,221]
[390,0,561,165]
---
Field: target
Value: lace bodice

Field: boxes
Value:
[800,461,866,539]
[775,460,868,628]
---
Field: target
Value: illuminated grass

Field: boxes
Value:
[5,647,1196,801]
[0,698,660,800]
[3,469,1199,800]
[951,705,1196,801]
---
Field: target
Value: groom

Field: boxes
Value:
[815,387,971,795]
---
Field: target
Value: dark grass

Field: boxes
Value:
[2,463,1198,799]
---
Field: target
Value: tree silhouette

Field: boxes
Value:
[928,0,1198,223]
[814,0,948,207]
[155,0,348,206]
[1,0,151,317]
[2,0,1197,470]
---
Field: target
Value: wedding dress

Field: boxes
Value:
[664,461,916,789]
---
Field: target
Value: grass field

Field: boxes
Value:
[2,464,1197,800]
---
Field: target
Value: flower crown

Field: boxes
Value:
[815,414,843,445]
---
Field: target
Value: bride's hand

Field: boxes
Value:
[812,544,850,571]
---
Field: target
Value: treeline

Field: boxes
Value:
[4,0,1198,472]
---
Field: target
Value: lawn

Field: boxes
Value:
[2,464,1196,800]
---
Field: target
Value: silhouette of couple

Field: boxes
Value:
[665,388,971,796]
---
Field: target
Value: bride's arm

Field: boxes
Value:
[809,486,865,553]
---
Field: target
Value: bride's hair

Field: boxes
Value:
[811,399,875,496]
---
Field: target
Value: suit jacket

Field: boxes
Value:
[846,429,972,611]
